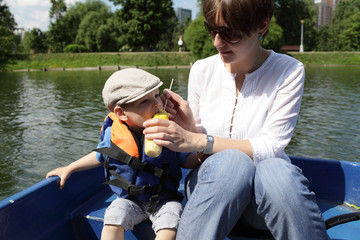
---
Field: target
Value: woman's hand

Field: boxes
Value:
[161,89,197,133]
[46,166,72,190]
[143,118,206,153]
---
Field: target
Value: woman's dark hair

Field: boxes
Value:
[203,0,274,37]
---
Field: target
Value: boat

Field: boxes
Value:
[1,156,359,240]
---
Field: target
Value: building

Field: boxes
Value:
[175,8,192,25]
[315,0,340,29]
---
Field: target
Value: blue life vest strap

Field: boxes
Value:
[94,142,183,213]
[96,141,165,178]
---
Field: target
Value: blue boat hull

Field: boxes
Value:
[1,156,359,239]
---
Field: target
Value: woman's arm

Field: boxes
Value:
[46,151,102,189]
[143,118,254,159]
[145,89,255,159]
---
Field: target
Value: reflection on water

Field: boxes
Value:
[0,67,359,200]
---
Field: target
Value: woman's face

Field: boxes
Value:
[211,17,260,65]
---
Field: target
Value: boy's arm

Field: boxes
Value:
[46,151,102,189]
[182,152,205,169]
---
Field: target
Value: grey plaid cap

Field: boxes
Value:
[102,68,163,111]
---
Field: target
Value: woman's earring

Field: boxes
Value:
[258,34,262,40]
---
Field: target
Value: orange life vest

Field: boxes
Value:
[95,113,183,212]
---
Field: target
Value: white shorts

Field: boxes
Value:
[104,198,183,233]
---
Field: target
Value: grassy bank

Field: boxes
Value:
[3,52,194,71]
[3,51,360,71]
[289,52,360,66]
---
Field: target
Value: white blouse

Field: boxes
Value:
[187,51,305,164]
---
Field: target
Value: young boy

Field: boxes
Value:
[46,68,202,240]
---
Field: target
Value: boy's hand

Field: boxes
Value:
[46,167,72,190]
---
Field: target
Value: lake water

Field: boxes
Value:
[0,67,359,200]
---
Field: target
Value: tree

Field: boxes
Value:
[275,0,317,49]
[110,0,176,51]
[261,17,284,52]
[96,18,120,52]
[315,0,360,51]
[22,28,48,53]
[48,0,67,52]
[0,0,18,63]
[64,0,113,48]
[75,9,114,52]
[337,10,360,51]
[331,0,360,51]
[315,25,337,51]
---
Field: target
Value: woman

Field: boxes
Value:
[143,0,328,239]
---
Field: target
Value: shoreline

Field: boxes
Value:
[9,63,360,73]
[3,51,360,72]
[11,65,192,72]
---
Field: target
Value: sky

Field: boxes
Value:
[5,0,200,32]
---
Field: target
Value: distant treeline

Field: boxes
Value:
[1,0,359,69]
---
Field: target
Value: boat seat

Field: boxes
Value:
[72,165,360,240]
[73,185,275,240]
[74,189,360,240]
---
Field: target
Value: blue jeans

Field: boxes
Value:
[176,149,328,240]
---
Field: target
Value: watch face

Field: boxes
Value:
[204,135,214,154]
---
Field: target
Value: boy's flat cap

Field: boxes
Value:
[102,68,163,111]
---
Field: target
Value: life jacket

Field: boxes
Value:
[94,113,183,212]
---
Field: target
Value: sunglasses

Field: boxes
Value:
[204,21,243,44]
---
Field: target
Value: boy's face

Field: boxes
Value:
[116,89,162,134]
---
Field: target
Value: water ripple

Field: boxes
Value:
[1,68,359,200]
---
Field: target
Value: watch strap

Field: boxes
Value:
[203,135,214,154]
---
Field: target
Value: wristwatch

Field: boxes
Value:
[202,135,214,154]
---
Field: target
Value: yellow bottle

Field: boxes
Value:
[144,109,170,158]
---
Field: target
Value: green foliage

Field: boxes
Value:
[315,25,336,51]
[0,26,15,57]
[183,16,217,60]
[275,0,317,48]
[156,14,179,51]
[76,11,109,52]
[66,0,117,52]
[49,0,66,20]
[96,24,119,52]
[302,0,318,50]
[261,17,284,52]
[338,12,360,51]
[48,21,67,52]
[0,1,18,64]
[111,0,176,51]
[316,0,360,51]
[333,0,360,51]
[22,28,48,53]
[0,1,16,31]
[64,44,88,53]
[48,0,68,52]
